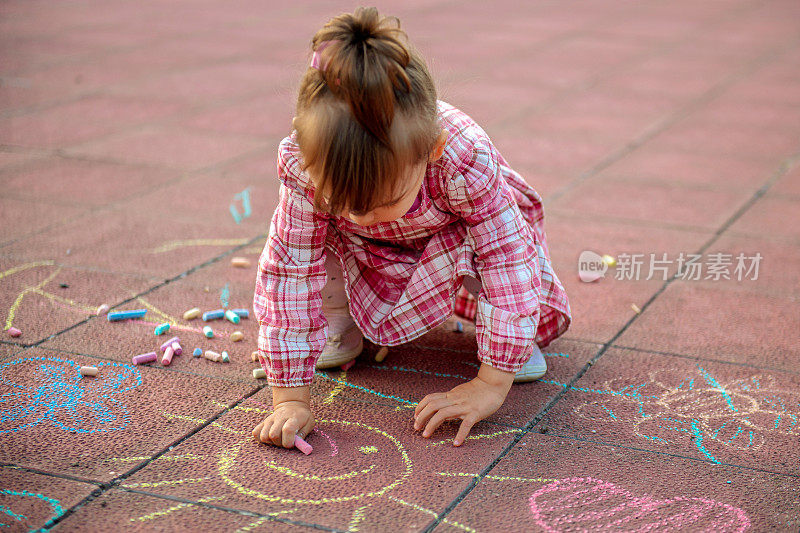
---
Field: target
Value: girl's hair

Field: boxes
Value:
[294,7,439,216]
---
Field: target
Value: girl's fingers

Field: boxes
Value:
[259,418,275,444]
[414,397,450,430]
[414,392,444,418]
[283,422,300,449]
[422,406,461,438]
[252,420,264,441]
[453,415,478,446]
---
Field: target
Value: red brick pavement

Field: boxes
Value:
[1,0,799,531]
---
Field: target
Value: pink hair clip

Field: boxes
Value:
[310,40,334,71]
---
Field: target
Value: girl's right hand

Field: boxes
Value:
[252,400,315,449]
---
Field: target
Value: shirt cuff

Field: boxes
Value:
[259,350,316,387]
[475,296,539,373]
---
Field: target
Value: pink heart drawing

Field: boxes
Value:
[530,477,749,532]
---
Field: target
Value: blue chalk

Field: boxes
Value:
[231,308,249,319]
[193,348,202,357]
[107,309,147,321]
[203,326,214,338]
[202,309,225,321]
[154,322,170,335]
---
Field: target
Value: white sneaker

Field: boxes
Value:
[513,344,547,383]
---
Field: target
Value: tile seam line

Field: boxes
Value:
[422,141,800,532]
[38,383,267,532]
[116,487,345,532]
[543,30,800,207]
[20,232,267,349]
[0,463,104,488]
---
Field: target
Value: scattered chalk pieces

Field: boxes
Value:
[79,366,98,377]
[340,358,356,371]
[374,346,388,363]
[631,303,642,314]
[171,341,182,356]
[193,348,202,357]
[132,352,157,365]
[251,350,259,362]
[294,435,313,455]
[203,326,214,338]
[154,322,170,335]
[224,309,240,324]
[204,350,222,362]
[231,257,251,268]
[230,331,244,342]
[108,309,147,321]
[252,368,266,379]
[203,309,225,321]
[183,307,201,320]
[160,336,181,353]
[96,304,109,316]
[161,345,175,366]
[231,308,249,319]
[6,327,22,338]
[221,351,230,363]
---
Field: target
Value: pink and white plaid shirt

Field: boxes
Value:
[254,101,571,387]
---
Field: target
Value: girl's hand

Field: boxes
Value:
[253,400,315,449]
[413,365,514,446]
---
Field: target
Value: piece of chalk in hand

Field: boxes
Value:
[294,435,313,455]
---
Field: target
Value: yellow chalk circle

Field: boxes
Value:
[182,307,201,320]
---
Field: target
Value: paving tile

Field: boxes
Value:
[0,347,255,483]
[440,431,799,532]
[0,199,261,279]
[615,280,800,371]
[117,392,533,531]
[593,145,778,191]
[0,466,98,531]
[52,489,302,532]
[0,197,87,247]
[0,95,186,149]
[177,91,295,139]
[0,342,22,360]
[0,157,180,208]
[540,348,800,474]
[0,259,157,346]
[317,335,598,428]
[63,124,264,172]
[543,211,714,343]
[550,175,752,231]
[726,195,800,244]
[770,163,800,198]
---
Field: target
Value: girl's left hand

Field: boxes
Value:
[413,377,510,446]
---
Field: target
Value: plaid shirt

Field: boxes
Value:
[254,101,571,387]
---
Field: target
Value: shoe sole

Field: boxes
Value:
[513,364,547,383]
[315,337,364,369]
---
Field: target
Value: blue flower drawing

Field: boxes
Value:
[0,356,142,434]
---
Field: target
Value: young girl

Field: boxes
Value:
[252,7,571,449]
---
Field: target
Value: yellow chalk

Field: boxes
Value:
[231,257,251,268]
[230,331,244,342]
[182,307,201,320]
[631,303,641,314]
[252,368,266,379]
[375,346,389,363]
[250,350,259,362]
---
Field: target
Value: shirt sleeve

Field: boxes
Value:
[445,140,543,373]
[253,149,329,387]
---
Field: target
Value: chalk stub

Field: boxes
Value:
[631,303,642,314]
[79,366,99,377]
[204,350,222,362]
[107,309,147,322]
[252,368,266,379]
[202,309,225,321]
[231,257,251,268]
[6,327,22,338]
[96,304,110,316]
[160,336,181,353]
[132,352,157,365]
[203,326,214,338]
[250,350,259,362]
[183,308,201,320]
[374,346,389,363]
[161,345,175,366]
[221,351,230,363]
[154,322,170,335]
[230,331,244,342]
[224,310,241,324]
[294,435,313,455]
[193,348,202,357]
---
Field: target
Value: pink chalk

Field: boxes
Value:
[132,351,157,365]
[6,327,21,338]
[160,336,180,352]
[171,341,182,356]
[294,435,313,455]
[340,359,356,371]
[161,345,175,366]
